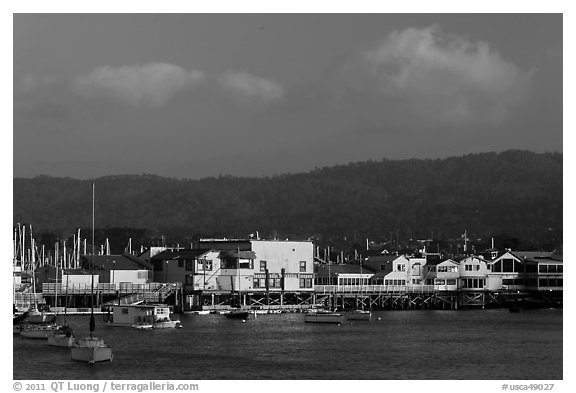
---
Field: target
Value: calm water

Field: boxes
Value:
[13,308,562,380]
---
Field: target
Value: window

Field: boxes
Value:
[185,259,193,272]
[548,265,557,273]
[557,265,563,273]
[253,278,260,288]
[137,271,148,279]
[465,265,473,271]
[502,258,515,272]
[397,264,406,272]
[260,261,267,272]
[446,279,456,285]
[203,260,213,271]
[185,275,194,285]
[239,259,253,269]
[299,278,305,288]
[380,264,386,271]
[300,261,307,272]
[178,260,184,268]
[492,261,501,273]
[259,278,266,288]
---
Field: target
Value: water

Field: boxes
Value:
[13,308,562,380]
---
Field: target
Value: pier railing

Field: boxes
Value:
[41,282,180,295]
[314,285,437,294]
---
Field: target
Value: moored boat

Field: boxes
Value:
[225,309,250,319]
[47,325,75,347]
[71,337,113,364]
[131,323,154,330]
[304,309,343,324]
[71,182,113,364]
[108,304,182,329]
[21,324,61,339]
[346,310,372,321]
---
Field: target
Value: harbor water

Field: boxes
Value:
[13,308,562,380]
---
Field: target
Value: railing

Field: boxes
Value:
[41,282,174,295]
[313,285,438,294]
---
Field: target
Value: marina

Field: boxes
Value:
[13,308,562,380]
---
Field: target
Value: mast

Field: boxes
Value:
[90,182,95,337]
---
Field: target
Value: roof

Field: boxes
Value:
[316,263,376,277]
[81,254,152,271]
[364,254,402,263]
[151,249,208,260]
[426,258,459,266]
[219,250,257,259]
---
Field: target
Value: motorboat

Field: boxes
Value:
[304,309,343,324]
[225,309,250,320]
[108,304,182,329]
[21,324,61,339]
[71,337,113,364]
[346,310,372,321]
[47,325,75,347]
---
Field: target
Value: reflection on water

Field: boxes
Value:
[13,308,562,380]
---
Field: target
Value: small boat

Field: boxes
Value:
[71,182,113,364]
[346,310,372,321]
[71,337,113,364]
[304,309,343,324]
[131,323,154,330]
[47,325,75,347]
[186,310,210,315]
[108,304,182,329]
[21,324,61,339]
[225,310,250,319]
[27,309,56,324]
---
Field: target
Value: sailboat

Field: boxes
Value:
[48,272,75,347]
[347,257,371,321]
[27,226,55,325]
[71,182,113,364]
[225,249,249,320]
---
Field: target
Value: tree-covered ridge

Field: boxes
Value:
[13,150,562,250]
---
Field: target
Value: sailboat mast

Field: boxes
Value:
[90,182,95,337]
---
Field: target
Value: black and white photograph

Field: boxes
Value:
[9,2,569,387]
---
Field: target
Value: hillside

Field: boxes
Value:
[13,150,562,250]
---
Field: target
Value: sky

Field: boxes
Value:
[12,12,563,179]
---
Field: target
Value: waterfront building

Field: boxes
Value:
[512,251,563,291]
[196,239,316,292]
[314,263,375,290]
[363,255,407,285]
[80,254,152,290]
[486,250,534,291]
[458,255,489,291]
[423,258,460,291]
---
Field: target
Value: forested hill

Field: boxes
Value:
[13,150,562,250]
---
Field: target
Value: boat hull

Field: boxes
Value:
[131,323,154,330]
[71,337,113,364]
[225,311,250,319]
[27,313,56,324]
[346,311,372,321]
[21,325,61,339]
[304,313,343,324]
[48,334,76,347]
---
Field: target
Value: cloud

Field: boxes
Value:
[334,25,534,125]
[219,71,284,102]
[72,63,205,107]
